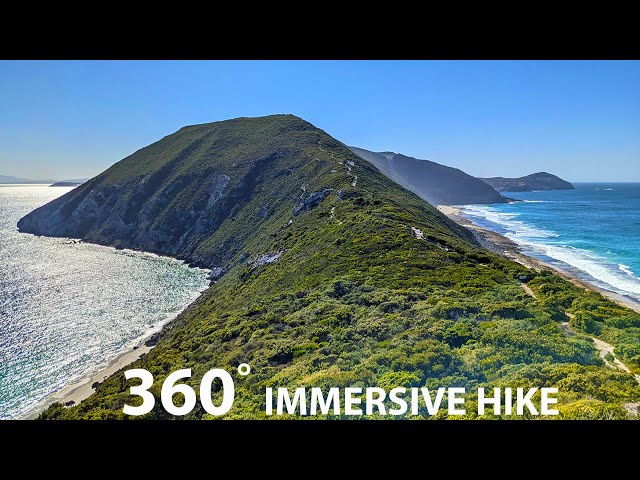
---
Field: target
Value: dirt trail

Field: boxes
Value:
[521,284,640,385]
[591,337,632,372]
[559,321,575,337]
[319,140,354,184]
[563,317,640,385]
[521,283,537,300]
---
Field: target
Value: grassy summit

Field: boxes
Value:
[21,115,640,419]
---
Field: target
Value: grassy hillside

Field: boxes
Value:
[20,115,472,271]
[24,115,640,419]
[350,147,507,205]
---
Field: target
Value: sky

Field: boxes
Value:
[0,60,638,182]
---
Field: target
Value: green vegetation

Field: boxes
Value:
[26,115,640,419]
[527,271,640,372]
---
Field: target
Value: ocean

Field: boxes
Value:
[0,185,210,419]
[458,183,640,302]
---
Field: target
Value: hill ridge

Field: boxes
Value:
[19,115,475,273]
[349,147,508,206]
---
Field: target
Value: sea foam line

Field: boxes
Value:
[461,205,559,239]
[460,205,640,298]
[619,264,637,279]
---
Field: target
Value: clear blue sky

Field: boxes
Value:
[1,60,638,181]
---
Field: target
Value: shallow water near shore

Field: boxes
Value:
[0,185,210,419]
[458,183,640,303]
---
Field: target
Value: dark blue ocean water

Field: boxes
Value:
[459,183,640,301]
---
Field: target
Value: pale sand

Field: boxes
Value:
[437,205,640,314]
[23,336,156,419]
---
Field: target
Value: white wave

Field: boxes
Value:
[521,200,548,203]
[459,204,640,298]
[511,225,559,239]
[513,239,640,296]
[603,188,613,191]
[619,264,637,278]
[460,205,558,239]
[462,205,519,221]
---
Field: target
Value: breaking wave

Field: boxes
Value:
[459,203,640,299]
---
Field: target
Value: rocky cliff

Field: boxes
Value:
[19,115,475,275]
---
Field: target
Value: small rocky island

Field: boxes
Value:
[50,179,88,187]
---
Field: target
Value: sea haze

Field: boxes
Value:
[459,183,640,302]
[0,185,210,419]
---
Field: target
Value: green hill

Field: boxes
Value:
[20,115,640,419]
[350,147,507,205]
[480,172,575,192]
[18,115,472,271]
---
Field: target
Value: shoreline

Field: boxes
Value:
[13,233,212,420]
[437,205,640,314]
[20,271,210,420]
[22,333,159,420]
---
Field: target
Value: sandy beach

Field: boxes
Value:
[437,205,640,314]
[22,335,157,419]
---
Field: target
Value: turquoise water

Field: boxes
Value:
[0,185,210,419]
[459,183,640,301]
